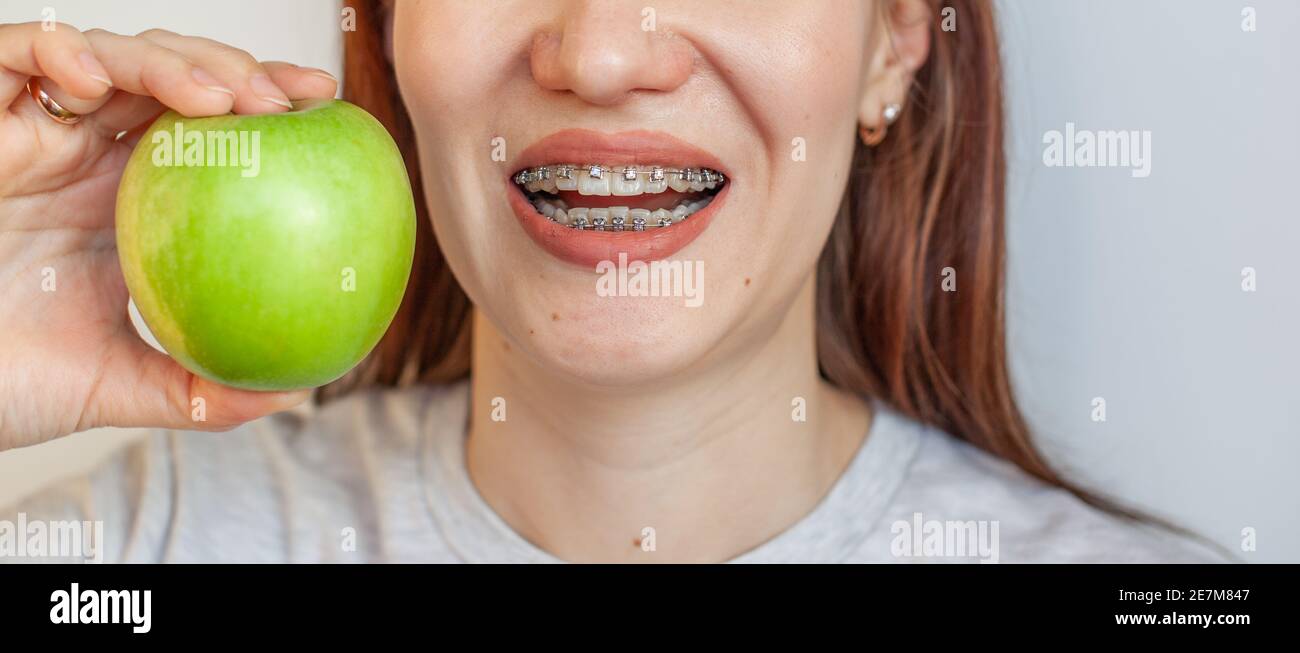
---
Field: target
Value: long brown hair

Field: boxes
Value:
[325,0,1095,504]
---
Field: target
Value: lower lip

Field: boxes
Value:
[507,181,729,269]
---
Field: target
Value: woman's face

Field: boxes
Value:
[392,0,878,385]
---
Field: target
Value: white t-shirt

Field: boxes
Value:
[4,381,1226,563]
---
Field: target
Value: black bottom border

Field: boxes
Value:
[2,563,1291,639]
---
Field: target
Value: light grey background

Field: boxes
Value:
[999,0,1298,562]
[1,1,1295,561]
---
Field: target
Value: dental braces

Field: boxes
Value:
[527,195,707,231]
[513,165,724,186]
[564,215,678,231]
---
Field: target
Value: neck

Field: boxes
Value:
[466,276,871,562]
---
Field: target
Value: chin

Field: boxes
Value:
[510,291,731,388]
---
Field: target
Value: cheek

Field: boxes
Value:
[393,4,504,105]
[391,5,532,294]
[716,1,868,162]
[711,6,866,285]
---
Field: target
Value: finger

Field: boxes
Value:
[81,28,235,118]
[135,29,294,114]
[0,22,112,110]
[26,74,116,117]
[88,62,337,142]
[86,88,163,140]
[261,61,338,101]
[82,334,313,433]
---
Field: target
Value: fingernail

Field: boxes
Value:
[250,74,293,109]
[302,68,337,84]
[191,67,234,97]
[78,51,112,87]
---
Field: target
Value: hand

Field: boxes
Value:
[0,22,339,449]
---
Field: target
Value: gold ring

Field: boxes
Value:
[26,78,83,125]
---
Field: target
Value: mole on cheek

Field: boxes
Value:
[551,312,560,321]
[744,277,752,287]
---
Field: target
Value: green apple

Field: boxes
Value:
[115,99,416,391]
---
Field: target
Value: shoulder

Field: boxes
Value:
[6,381,471,563]
[167,378,469,468]
[876,415,1231,563]
[125,379,467,489]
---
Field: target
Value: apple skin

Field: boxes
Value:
[115,99,416,391]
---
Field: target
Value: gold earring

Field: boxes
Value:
[859,103,902,147]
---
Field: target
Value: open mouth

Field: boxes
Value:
[506,129,730,267]
[512,164,726,231]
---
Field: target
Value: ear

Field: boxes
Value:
[859,0,932,132]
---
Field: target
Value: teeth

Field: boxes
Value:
[555,165,578,191]
[611,166,642,196]
[630,208,650,231]
[526,166,552,192]
[642,167,665,191]
[609,206,629,231]
[667,170,691,192]
[609,206,629,224]
[528,193,714,231]
[579,168,611,196]
[517,165,724,196]
[520,164,725,230]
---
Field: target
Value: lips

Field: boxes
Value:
[506,129,730,269]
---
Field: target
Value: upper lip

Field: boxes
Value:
[509,129,730,177]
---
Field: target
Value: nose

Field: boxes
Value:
[530,1,693,106]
